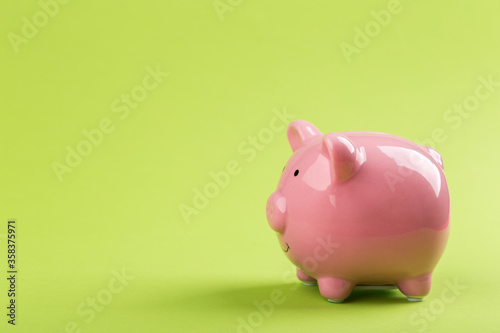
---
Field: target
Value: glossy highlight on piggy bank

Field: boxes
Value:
[266,120,450,303]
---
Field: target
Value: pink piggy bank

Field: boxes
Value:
[266,120,450,303]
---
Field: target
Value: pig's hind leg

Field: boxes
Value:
[397,273,432,302]
[296,268,317,286]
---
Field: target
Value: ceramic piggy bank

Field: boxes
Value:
[266,120,450,303]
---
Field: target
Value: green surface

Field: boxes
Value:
[1,1,499,332]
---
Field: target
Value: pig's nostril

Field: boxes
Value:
[266,194,286,233]
[266,200,274,216]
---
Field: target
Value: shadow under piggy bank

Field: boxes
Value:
[204,282,409,309]
[140,281,420,332]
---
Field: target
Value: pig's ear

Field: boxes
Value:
[287,120,323,152]
[321,133,365,182]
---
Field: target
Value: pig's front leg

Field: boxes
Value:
[317,276,355,303]
[296,268,317,286]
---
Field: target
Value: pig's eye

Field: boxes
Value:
[294,169,299,177]
[282,165,285,173]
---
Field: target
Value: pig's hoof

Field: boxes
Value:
[407,297,424,302]
[327,298,345,303]
[302,281,318,286]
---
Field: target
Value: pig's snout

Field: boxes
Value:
[266,192,287,233]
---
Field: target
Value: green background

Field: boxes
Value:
[1,0,499,332]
